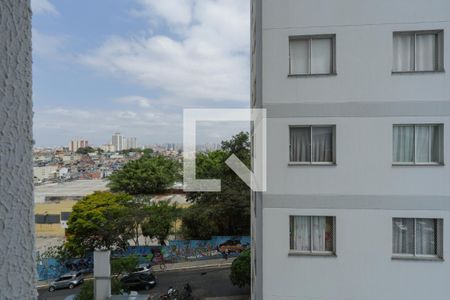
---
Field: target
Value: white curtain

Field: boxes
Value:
[416,219,437,255]
[291,216,311,251]
[415,125,439,163]
[312,217,326,251]
[393,34,413,72]
[312,127,333,162]
[416,34,436,71]
[290,39,309,74]
[290,127,311,162]
[311,38,332,74]
[393,218,415,254]
[393,126,414,162]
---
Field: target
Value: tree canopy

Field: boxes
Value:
[65,191,135,256]
[141,201,179,245]
[76,146,96,154]
[182,132,251,239]
[230,249,251,288]
[108,155,181,195]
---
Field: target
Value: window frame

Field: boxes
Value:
[392,123,444,166]
[289,215,336,256]
[288,34,337,76]
[392,30,445,74]
[392,217,444,260]
[289,125,336,165]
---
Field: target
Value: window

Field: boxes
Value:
[393,30,444,72]
[289,35,336,75]
[289,216,335,254]
[393,124,444,165]
[289,125,335,164]
[392,218,443,258]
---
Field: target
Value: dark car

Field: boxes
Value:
[218,239,245,253]
[120,273,156,291]
[48,272,84,292]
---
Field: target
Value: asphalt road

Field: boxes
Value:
[38,267,249,300]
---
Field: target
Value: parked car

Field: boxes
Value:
[48,272,84,292]
[132,263,152,274]
[121,273,157,291]
[218,239,245,253]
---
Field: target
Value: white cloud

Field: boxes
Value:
[81,0,250,104]
[115,96,153,108]
[134,0,194,27]
[31,0,58,15]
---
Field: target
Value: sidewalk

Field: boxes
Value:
[36,257,235,288]
[155,257,235,273]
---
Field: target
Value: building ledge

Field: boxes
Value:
[288,251,336,257]
[391,255,444,262]
[391,70,445,75]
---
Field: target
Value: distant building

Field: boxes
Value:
[69,138,89,152]
[126,137,137,149]
[112,133,124,151]
[33,165,58,182]
[101,144,116,152]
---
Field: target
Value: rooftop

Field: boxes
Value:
[34,180,109,203]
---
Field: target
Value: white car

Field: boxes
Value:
[132,263,152,274]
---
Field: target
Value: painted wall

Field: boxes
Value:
[266,116,450,195]
[258,0,450,299]
[263,208,450,300]
[261,0,450,104]
[0,0,36,298]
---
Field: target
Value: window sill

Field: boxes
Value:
[288,162,336,167]
[392,255,444,262]
[391,70,445,75]
[289,251,336,257]
[392,163,445,167]
[288,73,337,78]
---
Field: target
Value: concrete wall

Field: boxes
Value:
[266,116,450,195]
[263,208,450,300]
[257,0,450,299]
[0,0,36,299]
[262,0,450,104]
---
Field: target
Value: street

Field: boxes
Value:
[38,267,250,300]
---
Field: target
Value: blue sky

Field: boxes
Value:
[32,0,250,147]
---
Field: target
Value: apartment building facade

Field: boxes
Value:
[251,1,450,299]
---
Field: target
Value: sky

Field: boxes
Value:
[32,0,250,147]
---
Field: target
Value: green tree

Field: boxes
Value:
[182,132,251,239]
[76,280,94,300]
[180,204,219,240]
[141,201,178,245]
[108,155,180,195]
[229,249,251,288]
[65,192,135,256]
[111,255,139,276]
[76,146,96,154]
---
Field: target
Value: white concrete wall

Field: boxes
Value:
[262,0,450,104]
[266,116,450,195]
[259,0,450,299]
[263,208,450,300]
[0,0,36,298]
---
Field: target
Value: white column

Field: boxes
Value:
[94,250,111,300]
[0,0,35,299]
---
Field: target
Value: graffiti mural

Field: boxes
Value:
[36,236,250,281]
